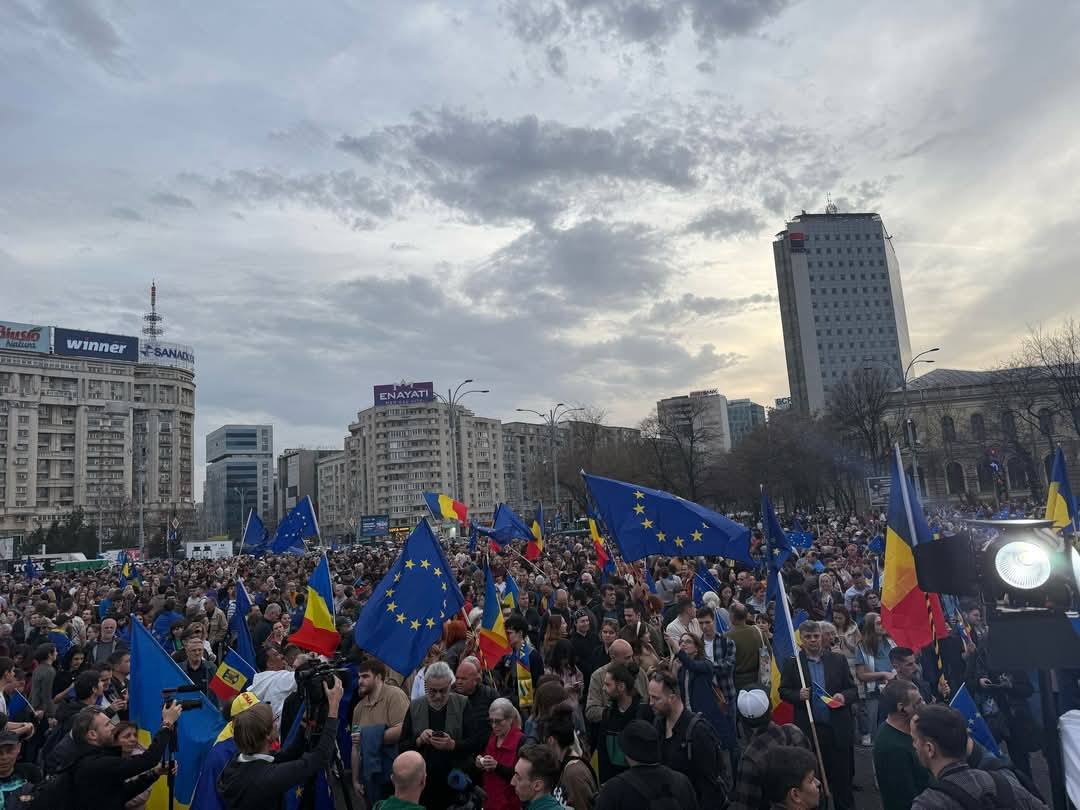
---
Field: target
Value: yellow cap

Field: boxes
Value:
[230,691,260,718]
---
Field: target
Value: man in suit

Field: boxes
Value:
[778,620,858,810]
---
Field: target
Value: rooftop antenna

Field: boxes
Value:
[824,194,838,215]
[142,280,165,342]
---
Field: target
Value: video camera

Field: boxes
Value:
[162,684,205,711]
[446,769,486,810]
[294,657,349,720]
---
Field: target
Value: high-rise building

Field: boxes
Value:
[204,424,273,540]
[726,398,766,448]
[346,384,504,530]
[276,448,337,521]
[656,390,731,453]
[0,291,196,548]
[773,206,913,414]
[316,450,349,538]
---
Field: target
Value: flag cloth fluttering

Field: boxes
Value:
[353,519,466,675]
[479,566,512,668]
[228,581,257,670]
[762,490,794,572]
[526,503,544,560]
[693,561,723,608]
[501,572,520,610]
[287,554,338,657]
[130,619,225,810]
[423,491,468,525]
[241,510,270,556]
[270,495,319,555]
[880,447,948,650]
[1045,446,1077,534]
[950,684,1002,757]
[491,503,534,547]
[469,521,497,553]
[584,473,752,563]
[587,508,613,575]
[6,691,32,721]
[208,647,256,705]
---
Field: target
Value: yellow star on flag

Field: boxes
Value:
[386,601,397,612]
[633,490,645,499]
[410,619,420,630]
[642,518,654,529]
[393,573,401,582]
[691,530,703,542]
[656,531,666,542]
[385,589,394,597]
[405,560,415,569]
[433,568,442,577]
[633,504,645,515]
[420,560,431,569]
[426,618,436,629]
[396,613,406,624]
[674,537,685,548]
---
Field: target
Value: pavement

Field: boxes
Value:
[849,745,1053,810]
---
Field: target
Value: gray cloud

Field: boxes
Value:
[685,205,764,239]
[12,0,129,72]
[546,45,568,77]
[109,206,143,222]
[150,192,195,209]
[646,292,775,324]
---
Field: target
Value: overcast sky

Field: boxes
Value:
[3,1,1079,496]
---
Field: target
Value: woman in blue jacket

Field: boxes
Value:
[675,631,738,771]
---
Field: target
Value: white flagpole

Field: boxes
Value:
[238,508,252,557]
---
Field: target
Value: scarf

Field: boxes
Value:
[516,640,535,710]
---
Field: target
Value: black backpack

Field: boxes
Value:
[658,712,729,805]
[621,768,686,810]
[929,770,1015,810]
[16,753,89,810]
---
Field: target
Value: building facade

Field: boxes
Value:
[346,400,503,531]
[315,450,349,538]
[726,398,766,448]
[276,448,336,520]
[773,208,913,415]
[204,424,273,540]
[0,321,196,548]
[881,367,1080,504]
[657,389,732,453]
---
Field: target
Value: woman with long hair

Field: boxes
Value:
[831,605,862,682]
[674,632,737,771]
[855,611,895,746]
[52,644,87,701]
[545,639,585,701]
[476,697,524,810]
[541,614,567,661]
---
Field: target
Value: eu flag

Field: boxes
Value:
[229,581,257,671]
[583,473,751,563]
[48,630,73,659]
[693,561,722,608]
[644,569,657,594]
[491,503,534,547]
[950,684,1002,757]
[469,522,497,553]
[353,520,465,675]
[130,618,225,810]
[762,490,793,571]
[271,495,319,555]
[241,510,270,555]
[789,517,814,549]
[6,691,32,721]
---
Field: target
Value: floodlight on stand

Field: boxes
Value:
[993,541,1051,590]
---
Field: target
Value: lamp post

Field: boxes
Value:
[867,348,940,492]
[516,404,585,523]
[434,380,490,504]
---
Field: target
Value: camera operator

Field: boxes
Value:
[218,675,345,810]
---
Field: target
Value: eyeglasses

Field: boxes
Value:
[489,716,508,724]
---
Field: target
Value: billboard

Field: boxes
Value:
[139,340,195,372]
[358,515,390,538]
[374,381,434,407]
[866,476,891,507]
[54,327,139,362]
[0,321,49,354]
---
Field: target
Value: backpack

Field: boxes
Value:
[17,753,89,810]
[661,712,729,805]
[929,770,1015,810]
[621,768,686,810]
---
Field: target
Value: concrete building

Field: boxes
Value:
[276,448,336,521]
[726,398,766,448]
[773,206,913,415]
[656,389,732,453]
[346,398,503,531]
[316,450,349,538]
[0,315,196,548]
[204,424,273,540]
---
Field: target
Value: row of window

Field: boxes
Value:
[808,259,886,269]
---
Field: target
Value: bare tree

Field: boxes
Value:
[639,396,724,502]
[825,367,895,473]
[1020,319,1080,436]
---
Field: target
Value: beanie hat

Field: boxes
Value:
[619,719,660,765]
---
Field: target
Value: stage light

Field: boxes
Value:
[993,540,1051,590]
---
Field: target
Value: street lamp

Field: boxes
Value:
[516,403,585,523]
[866,348,940,493]
[434,380,490,503]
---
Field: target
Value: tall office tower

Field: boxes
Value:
[205,425,273,540]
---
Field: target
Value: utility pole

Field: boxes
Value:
[136,426,146,556]
[516,403,584,523]
[434,380,490,504]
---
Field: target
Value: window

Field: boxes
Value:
[1038,407,1054,436]
[945,462,965,495]
[1001,411,1017,439]
[941,416,956,443]
[1007,458,1029,491]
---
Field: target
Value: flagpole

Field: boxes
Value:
[893,443,947,693]
[238,508,251,558]
[776,568,831,801]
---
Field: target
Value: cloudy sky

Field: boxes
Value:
[3,0,1079,493]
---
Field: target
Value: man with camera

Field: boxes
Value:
[217,675,345,810]
[400,662,474,810]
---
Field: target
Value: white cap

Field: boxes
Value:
[737,688,771,720]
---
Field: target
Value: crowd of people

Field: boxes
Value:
[0,504,1066,810]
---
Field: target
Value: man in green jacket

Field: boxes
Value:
[512,743,565,810]
[872,678,929,810]
[374,751,426,810]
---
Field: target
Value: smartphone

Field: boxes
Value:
[432,730,448,737]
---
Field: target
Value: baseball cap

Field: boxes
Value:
[736,687,771,720]
[230,691,260,718]
[0,730,20,746]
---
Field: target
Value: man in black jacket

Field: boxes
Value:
[70,701,182,810]
[218,676,344,810]
[778,620,858,810]
[595,720,699,810]
[647,669,726,804]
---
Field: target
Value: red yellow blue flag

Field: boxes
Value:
[287,553,339,657]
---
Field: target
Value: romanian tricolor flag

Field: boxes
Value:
[501,572,520,610]
[588,511,611,573]
[768,567,797,725]
[287,553,339,657]
[208,647,256,705]
[424,492,468,525]
[1045,446,1077,534]
[479,566,511,669]
[526,503,544,561]
[880,446,948,651]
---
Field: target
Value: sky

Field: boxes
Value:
[3,0,1080,497]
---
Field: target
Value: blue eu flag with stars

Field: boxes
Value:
[950,684,1002,757]
[271,495,319,554]
[353,519,465,675]
[242,510,270,556]
[583,473,751,563]
[491,503,533,547]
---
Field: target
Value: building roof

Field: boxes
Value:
[901,368,997,392]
